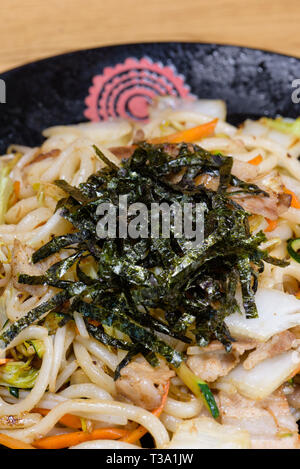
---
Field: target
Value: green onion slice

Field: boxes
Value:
[287,238,300,263]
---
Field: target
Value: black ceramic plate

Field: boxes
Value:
[0,42,300,154]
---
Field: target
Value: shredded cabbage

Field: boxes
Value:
[0,153,23,224]
[0,359,39,389]
[164,417,251,449]
[32,182,66,204]
[0,165,13,224]
[262,117,300,137]
[225,288,300,341]
[218,350,300,400]
[16,340,45,359]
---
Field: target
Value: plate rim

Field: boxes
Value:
[1,40,300,77]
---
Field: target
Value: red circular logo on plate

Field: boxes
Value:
[84,57,192,123]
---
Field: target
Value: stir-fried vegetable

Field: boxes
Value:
[0,433,35,449]
[0,142,287,417]
[265,218,278,233]
[0,164,13,224]
[248,155,263,166]
[0,359,12,365]
[16,340,45,359]
[33,427,129,449]
[0,154,22,224]
[164,417,250,449]
[262,117,300,137]
[149,119,218,144]
[9,387,19,398]
[225,288,300,341]
[287,238,300,263]
[219,349,300,400]
[121,380,170,444]
[33,408,83,429]
[41,312,71,336]
[283,188,300,209]
[0,359,39,389]
[29,340,45,358]
[176,363,219,418]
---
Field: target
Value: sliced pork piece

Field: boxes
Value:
[243,331,297,370]
[187,350,238,383]
[251,436,299,449]
[186,340,257,382]
[229,165,291,219]
[194,173,219,191]
[218,389,299,449]
[132,128,145,144]
[116,359,174,411]
[286,384,300,410]
[277,192,292,214]
[230,190,280,220]
[262,389,299,434]
[254,389,299,449]
[109,146,135,160]
[231,159,259,181]
[218,391,278,437]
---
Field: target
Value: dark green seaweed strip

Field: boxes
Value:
[13,141,289,420]
[32,233,83,263]
[0,291,70,346]
[21,252,83,287]
[230,175,269,196]
[86,321,133,351]
[74,299,184,368]
[93,145,119,171]
[54,179,90,204]
[45,251,83,279]
[237,255,258,318]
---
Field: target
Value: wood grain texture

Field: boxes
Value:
[1,0,300,73]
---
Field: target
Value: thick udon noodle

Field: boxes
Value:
[0,99,300,449]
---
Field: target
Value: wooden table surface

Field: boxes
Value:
[1,0,300,73]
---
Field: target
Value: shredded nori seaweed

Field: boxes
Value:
[0,142,288,416]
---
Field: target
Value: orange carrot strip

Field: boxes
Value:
[287,364,300,380]
[264,218,278,232]
[295,290,300,299]
[149,119,218,144]
[121,381,170,444]
[283,187,300,209]
[0,358,12,365]
[120,425,147,445]
[33,408,82,430]
[248,154,263,166]
[152,380,170,417]
[13,181,20,199]
[88,319,101,327]
[33,427,128,450]
[0,433,35,449]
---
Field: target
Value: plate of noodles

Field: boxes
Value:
[0,42,299,450]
